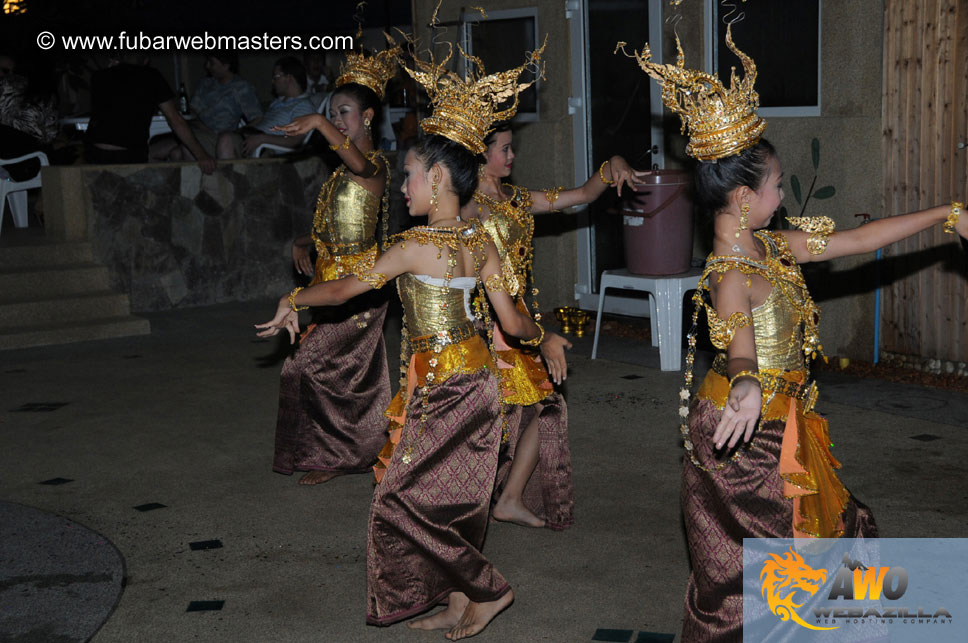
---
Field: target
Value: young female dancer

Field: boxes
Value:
[270,43,398,484]
[628,26,968,640]
[258,40,546,641]
[466,122,647,529]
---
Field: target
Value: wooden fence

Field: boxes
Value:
[882,0,968,362]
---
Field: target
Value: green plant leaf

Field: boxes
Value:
[813,186,836,199]
[791,175,802,204]
[811,138,820,170]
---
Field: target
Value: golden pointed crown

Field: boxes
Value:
[618,23,766,161]
[403,36,545,154]
[336,32,401,100]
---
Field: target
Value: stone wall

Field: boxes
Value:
[43,156,406,313]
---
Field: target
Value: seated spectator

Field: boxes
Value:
[303,51,329,95]
[0,62,58,182]
[215,57,314,159]
[150,51,262,161]
[85,53,215,174]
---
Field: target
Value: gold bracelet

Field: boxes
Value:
[728,370,760,389]
[329,135,351,151]
[599,160,615,186]
[520,322,545,347]
[943,201,963,234]
[288,287,309,312]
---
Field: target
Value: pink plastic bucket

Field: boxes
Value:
[621,170,693,275]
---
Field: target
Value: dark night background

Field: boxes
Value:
[1,0,412,102]
[1,0,411,39]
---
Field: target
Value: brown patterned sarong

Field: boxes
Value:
[273,290,390,475]
[494,392,575,530]
[680,397,877,642]
[491,323,575,530]
[366,369,509,626]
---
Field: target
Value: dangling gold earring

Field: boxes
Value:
[736,201,750,238]
[364,117,371,130]
[430,176,439,215]
[478,164,487,181]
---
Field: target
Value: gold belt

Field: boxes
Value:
[711,354,815,403]
[409,323,479,354]
[320,238,376,257]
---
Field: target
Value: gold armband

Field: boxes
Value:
[943,201,963,234]
[355,271,388,290]
[329,135,351,151]
[484,273,509,293]
[728,370,760,389]
[806,233,830,255]
[787,215,835,256]
[520,322,545,347]
[289,287,309,312]
[599,160,615,186]
[543,186,563,210]
[707,310,753,350]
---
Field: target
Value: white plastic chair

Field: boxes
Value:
[253,92,331,158]
[0,151,49,237]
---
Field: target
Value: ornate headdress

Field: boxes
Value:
[402,30,545,154]
[336,31,401,100]
[618,23,766,161]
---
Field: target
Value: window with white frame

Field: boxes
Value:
[706,0,822,117]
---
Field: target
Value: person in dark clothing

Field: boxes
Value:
[84,54,215,173]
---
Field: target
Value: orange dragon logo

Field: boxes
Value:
[760,547,838,631]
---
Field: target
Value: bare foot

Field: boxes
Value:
[407,592,469,631]
[446,589,514,640]
[492,497,545,528]
[298,471,340,485]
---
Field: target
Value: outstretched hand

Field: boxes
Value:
[608,156,650,198]
[272,113,325,137]
[255,296,301,344]
[712,378,761,450]
[539,331,573,385]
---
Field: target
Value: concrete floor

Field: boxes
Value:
[2,300,967,642]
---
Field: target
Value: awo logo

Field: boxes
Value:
[760,547,836,631]
[759,547,954,631]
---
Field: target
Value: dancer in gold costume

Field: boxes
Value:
[259,33,548,640]
[270,36,399,485]
[466,121,647,529]
[624,24,968,641]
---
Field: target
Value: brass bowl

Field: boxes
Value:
[570,310,590,337]
[554,306,574,335]
[554,306,590,336]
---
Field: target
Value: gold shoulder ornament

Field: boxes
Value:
[787,216,836,256]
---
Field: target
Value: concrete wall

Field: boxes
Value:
[411,0,579,311]
[659,0,886,361]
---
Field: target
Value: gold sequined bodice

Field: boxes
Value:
[312,167,380,248]
[701,231,822,372]
[397,274,475,339]
[475,185,534,297]
[752,279,806,371]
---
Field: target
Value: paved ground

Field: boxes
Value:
[1,300,967,642]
